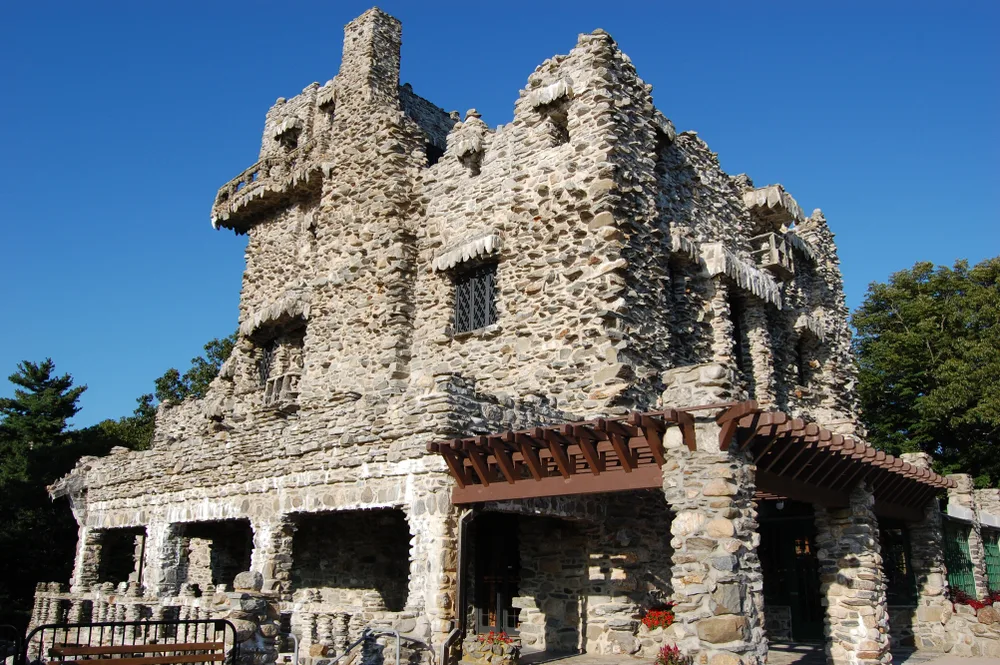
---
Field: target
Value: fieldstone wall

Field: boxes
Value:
[39,6,867,665]
[813,482,890,665]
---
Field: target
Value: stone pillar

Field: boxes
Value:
[947,474,990,598]
[406,485,460,646]
[250,515,297,598]
[662,410,766,665]
[744,301,775,407]
[907,500,953,651]
[70,526,104,592]
[813,482,891,665]
[143,522,185,597]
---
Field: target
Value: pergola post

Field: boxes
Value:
[661,412,767,665]
[813,481,891,665]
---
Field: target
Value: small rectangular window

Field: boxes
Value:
[454,263,498,333]
[259,340,277,387]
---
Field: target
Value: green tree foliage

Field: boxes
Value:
[0,360,90,629]
[79,334,237,452]
[153,334,236,403]
[853,258,1000,486]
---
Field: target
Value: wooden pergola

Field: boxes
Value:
[427,400,954,521]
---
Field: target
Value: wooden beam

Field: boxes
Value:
[487,437,517,484]
[537,427,571,479]
[629,413,666,466]
[755,470,850,508]
[515,433,545,481]
[464,444,492,486]
[440,447,470,488]
[451,465,663,504]
[676,410,696,451]
[608,432,635,472]
[873,499,923,522]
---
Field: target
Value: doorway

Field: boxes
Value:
[759,500,824,641]
[473,513,521,634]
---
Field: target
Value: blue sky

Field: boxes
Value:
[1,1,997,427]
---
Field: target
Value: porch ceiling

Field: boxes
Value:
[428,400,954,520]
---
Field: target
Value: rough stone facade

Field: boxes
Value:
[33,8,925,665]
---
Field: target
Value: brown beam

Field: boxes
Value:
[873,499,923,522]
[756,470,850,508]
[514,433,545,481]
[440,447,470,488]
[536,427,571,478]
[451,465,663,504]
[486,436,517,484]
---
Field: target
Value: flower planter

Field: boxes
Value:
[462,633,520,665]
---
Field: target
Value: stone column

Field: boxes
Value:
[813,482,890,665]
[901,453,953,652]
[947,474,990,598]
[744,301,775,407]
[250,515,297,598]
[661,411,766,665]
[143,522,185,597]
[406,485,460,646]
[70,525,104,592]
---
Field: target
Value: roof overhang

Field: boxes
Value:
[428,400,954,521]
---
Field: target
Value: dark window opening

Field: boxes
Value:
[97,527,146,586]
[180,519,254,589]
[538,102,569,146]
[425,143,445,167]
[453,263,498,333]
[291,509,410,612]
[728,293,753,396]
[460,151,482,176]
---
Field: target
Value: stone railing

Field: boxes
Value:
[262,372,301,412]
[29,581,231,631]
[211,140,321,231]
[751,232,795,280]
[282,599,427,662]
[30,574,286,665]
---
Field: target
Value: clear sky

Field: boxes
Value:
[1,1,997,427]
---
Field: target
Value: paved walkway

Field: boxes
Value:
[519,646,999,665]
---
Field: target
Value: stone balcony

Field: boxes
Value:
[211,140,323,233]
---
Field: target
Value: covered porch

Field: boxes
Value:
[428,397,953,665]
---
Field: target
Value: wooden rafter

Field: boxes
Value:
[427,400,955,511]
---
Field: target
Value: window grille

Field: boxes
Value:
[453,263,497,333]
[984,529,1000,592]
[879,525,916,604]
[943,519,977,596]
[258,340,277,386]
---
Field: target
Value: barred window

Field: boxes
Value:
[453,263,497,333]
[258,339,277,387]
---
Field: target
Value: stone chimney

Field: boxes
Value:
[338,8,401,107]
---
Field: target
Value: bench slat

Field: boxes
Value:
[47,653,225,665]
[51,644,224,657]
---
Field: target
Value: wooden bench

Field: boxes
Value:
[47,642,227,665]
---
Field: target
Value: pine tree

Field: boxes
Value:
[0,359,87,629]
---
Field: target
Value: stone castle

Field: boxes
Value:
[32,8,1000,665]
